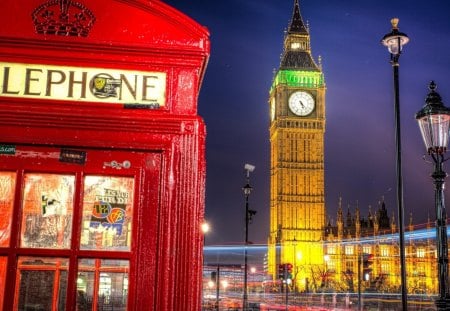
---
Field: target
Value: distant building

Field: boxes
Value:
[324,198,437,294]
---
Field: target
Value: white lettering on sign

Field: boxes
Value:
[0,62,166,106]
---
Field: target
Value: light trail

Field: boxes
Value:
[205,225,445,253]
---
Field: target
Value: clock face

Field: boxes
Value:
[288,91,315,116]
[270,98,276,121]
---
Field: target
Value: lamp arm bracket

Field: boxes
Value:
[431,153,448,163]
[422,155,433,164]
[423,154,450,164]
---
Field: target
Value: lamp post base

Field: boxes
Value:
[435,296,450,310]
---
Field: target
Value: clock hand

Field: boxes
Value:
[299,100,304,107]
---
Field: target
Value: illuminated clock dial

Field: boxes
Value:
[288,91,315,116]
[270,98,276,121]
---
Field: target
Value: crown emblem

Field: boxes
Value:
[32,0,95,37]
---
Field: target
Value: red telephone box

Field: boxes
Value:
[0,0,210,310]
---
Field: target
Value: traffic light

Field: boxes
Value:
[362,253,374,281]
[286,263,293,280]
[277,264,285,280]
[263,254,268,273]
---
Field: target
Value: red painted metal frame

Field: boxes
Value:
[0,0,210,310]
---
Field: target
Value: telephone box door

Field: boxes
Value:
[0,145,161,310]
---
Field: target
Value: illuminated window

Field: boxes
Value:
[363,246,371,254]
[416,248,425,258]
[291,42,300,49]
[345,261,353,273]
[416,265,426,276]
[327,246,336,255]
[380,246,389,257]
[327,260,336,271]
[381,263,390,274]
[345,245,354,255]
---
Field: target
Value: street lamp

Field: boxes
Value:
[415,81,450,310]
[243,163,256,311]
[201,221,210,243]
[381,17,409,310]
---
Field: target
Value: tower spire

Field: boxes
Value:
[279,0,319,70]
[289,0,308,34]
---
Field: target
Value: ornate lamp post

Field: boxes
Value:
[381,18,409,310]
[415,81,450,310]
[243,164,256,310]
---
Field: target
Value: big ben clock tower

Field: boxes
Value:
[268,0,326,291]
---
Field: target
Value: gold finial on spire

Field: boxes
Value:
[391,18,399,29]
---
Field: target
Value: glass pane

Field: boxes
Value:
[419,114,450,151]
[15,257,68,311]
[0,257,7,311]
[58,271,68,311]
[81,176,134,251]
[0,172,16,247]
[77,259,129,311]
[21,174,75,249]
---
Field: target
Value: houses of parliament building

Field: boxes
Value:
[268,0,440,295]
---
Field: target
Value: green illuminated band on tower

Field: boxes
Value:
[271,70,325,92]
